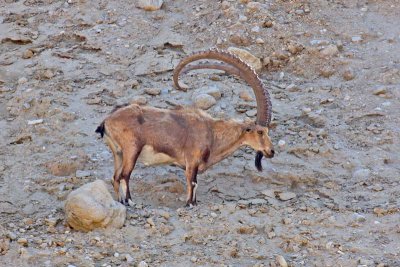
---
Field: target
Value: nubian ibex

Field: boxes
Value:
[96,49,274,207]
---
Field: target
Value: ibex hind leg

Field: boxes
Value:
[105,135,123,201]
[185,165,199,207]
[119,146,141,206]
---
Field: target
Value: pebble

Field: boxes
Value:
[343,69,355,81]
[352,213,366,223]
[319,66,335,77]
[310,39,329,46]
[278,192,296,201]
[43,69,54,79]
[210,212,218,218]
[373,87,387,95]
[278,140,286,148]
[27,119,44,125]
[286,83,300,92]
[193,94,216,110]
[138,261,149,267]
[75,170,91,178]
[114,252,120,257]
[239,90,253,101]
[18,77,28,84]
[136,0,164,11]
[200,86,222,100]
[17,238,28,246]
[191,256,197,263]
[320,45,339,57]
[144,88,161,96]
[276,255,288,267]
[7,232,17,240]
[131,96,148,105]
[256,38,264,44]
[246,109,257,117]
[22,49,34,59]
[352,36,363,43]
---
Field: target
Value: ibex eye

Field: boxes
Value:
[246,128,252,132]
[257,130,263,135]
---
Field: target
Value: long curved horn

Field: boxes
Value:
[173,48,272,126]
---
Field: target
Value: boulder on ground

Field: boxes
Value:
[65,180,126,232]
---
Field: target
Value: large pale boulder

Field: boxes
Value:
[65,180,126,232]
[227,47,262,72]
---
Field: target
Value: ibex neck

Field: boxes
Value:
[210,120,245,162]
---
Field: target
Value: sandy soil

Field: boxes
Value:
[0,0,399,266]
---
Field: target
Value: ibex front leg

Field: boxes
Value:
[185,165,199,207]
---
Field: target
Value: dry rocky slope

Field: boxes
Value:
[0,0,399,266]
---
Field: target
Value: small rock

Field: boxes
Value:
[18,77,28,84]
[75,170,91,178]
[263,20,274,28]
[136,0,163,11]
[255,38,265,44]
[286,83,300,92]
[358,259,374,266]
[343,69,355,81]
[320,45,339,57]
[319,66,335,78]
[246,109,257,117]
[239,90,253,101]
[22,49,34,59]
[199,86,221,100]
[276,255,288,267]
[227,47,262,72]
[352,213,366,223]
[373,87,387,96]
[278,140,286,148]
[282,218,292,225]
[250,198,267,205]
[114,252,120,257]
[261,189,275,199]
[130,96,147,105]
[27,119,44,125]
[191,256,197,263]
[193,94,216,110]
[310,40,330,46]
[43,70,54,79]
[278,192,296,201]
[210,212,218,218]
[7,232,17,241]
[351,36,363,43]
[17,238,28,246]
[138,261,148,267]
[64,180,126,232]
[144,88,161,96]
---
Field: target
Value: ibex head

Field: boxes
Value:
[173,48,274,171]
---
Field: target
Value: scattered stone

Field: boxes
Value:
[18,77,28,84]
[17,238,28,246]
[22,49,34,59]
[239,90,253,101]
[310,40,329,46]
[352,213,366,223]
[144,88,161,96]
[199,86,221,100]
[373,87,387,96]
[255,38,265,44]
[278,140,286,148]
[276,255,288,267]
[263,20,274,28]
[249,198,268,205]
[351,36,363,43]
[261,189,275,199]
[319,66,335,78]
[227,47,262,72]
[43,69,54,79]
[27,119,44,125]
[64,180,126,232]
[246,109,257,117]
[75,170,91,178]
[138,261,149,267]
[136,0,163,11]
[277,192,296,201]
[358,259,374,266]
[286,83,300,92]
[7,232,17,241]
[193,94,216,110]
[0,238,10,255]
[131,96,147,105]
[320,45,339,57]
[343,69,355,81]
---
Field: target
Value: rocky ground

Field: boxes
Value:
[1,0,399,266]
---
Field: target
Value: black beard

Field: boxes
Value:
[255,151,263,171]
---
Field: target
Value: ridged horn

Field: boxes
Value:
[173,48,272,126]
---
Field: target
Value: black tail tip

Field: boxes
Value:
[255,151,263,172]
[95,122,105,138]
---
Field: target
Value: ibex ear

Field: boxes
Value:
[243,121,256,133]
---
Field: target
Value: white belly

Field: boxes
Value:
[138,145,175,166]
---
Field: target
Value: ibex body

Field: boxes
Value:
[96,49,274,206]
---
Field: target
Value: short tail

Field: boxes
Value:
[95,121,105,138]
